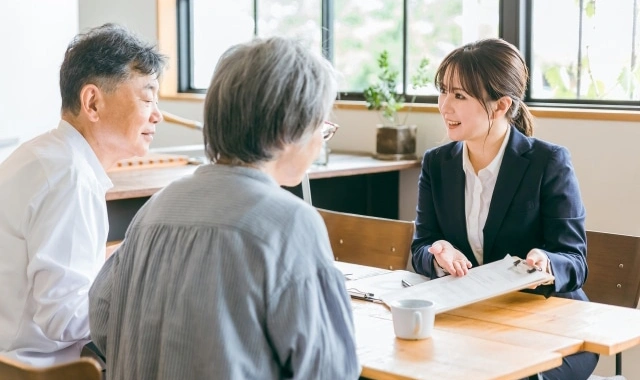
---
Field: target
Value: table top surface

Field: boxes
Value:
[354,311,562,380]
[106,152,421,201]
[447,292,640,355]
[351,275,640,379]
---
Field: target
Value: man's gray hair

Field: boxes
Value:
[60,23,167,115]
[203,36,338,164]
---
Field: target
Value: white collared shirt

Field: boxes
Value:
[0,120,112,366]
[462,127,511,265]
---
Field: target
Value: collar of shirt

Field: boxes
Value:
[461,126,511,178]
[57,120,113,192]
[195,163,280,188]
[461,126,511,265]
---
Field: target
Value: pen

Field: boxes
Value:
[513,259,542,273]
[401,279,413,288]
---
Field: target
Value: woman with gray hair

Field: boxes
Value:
[89,36,359,380]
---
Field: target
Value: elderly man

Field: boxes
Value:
[0,23,166,366]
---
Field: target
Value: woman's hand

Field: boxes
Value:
[525,248,551,288]
[428,240,472,277]
[525,248,549,272]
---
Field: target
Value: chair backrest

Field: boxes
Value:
[583,230,640,308]
[0,356,102,380]
[317,208,415,270]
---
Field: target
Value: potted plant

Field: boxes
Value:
[364,50,430,160]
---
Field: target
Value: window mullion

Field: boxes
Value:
[253,0,258,36]
[177,0,192,92]
[577,0,584,99]
[402,0,408,97]
[500,0,532,101]
[322,0,334,62]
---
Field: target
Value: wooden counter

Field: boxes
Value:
[106,152,420,201]
[106,152,421,241]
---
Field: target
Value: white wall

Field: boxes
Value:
[76,1,640,376]
[0,0,78,162]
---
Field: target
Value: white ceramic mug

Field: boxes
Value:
[388,299,435,340]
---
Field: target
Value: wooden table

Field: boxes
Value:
[447,292,640,355]
[352,291,640,379]
[354,311,562,380]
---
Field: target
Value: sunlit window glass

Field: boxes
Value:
[257,0,321,53]
[407,0,499,96]
[334,1,403,93]
[192,0,254,89]
[530,0,640,102]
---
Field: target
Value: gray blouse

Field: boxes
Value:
[89,164,360,379]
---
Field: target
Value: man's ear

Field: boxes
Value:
[79,84,102,122]
[492,96,513,119]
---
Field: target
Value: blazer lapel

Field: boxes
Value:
[483,127,532,262]
[442,143,478,267]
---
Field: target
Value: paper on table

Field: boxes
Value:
[345,270,429,301]
[333,261,391,281]
[381,254,554,314]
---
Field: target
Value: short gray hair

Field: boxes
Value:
[60,23,167,115]
[203,36,338,164]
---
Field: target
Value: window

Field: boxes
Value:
[529,0,640,108]
[176,0,640,110]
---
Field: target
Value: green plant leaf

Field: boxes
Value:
[585,0,596,18]
[411,58,430,90]
[586,80,605,99]
[364,50,428,126]
[617,66,631,93]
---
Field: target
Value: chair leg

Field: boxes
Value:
[616,352,622,376]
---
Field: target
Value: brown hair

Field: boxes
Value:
[434,38,533,137]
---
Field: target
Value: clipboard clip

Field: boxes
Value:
[347,288,382,303]
[511,259,542,274]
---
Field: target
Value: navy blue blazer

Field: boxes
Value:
[411,126,589,300]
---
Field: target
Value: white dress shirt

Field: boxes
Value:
[462,127,510,265]
[0,120,112,366]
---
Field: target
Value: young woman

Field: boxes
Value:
[411,38,598,380]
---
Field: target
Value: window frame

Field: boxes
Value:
[159,0,640,117]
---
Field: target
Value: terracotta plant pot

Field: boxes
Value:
[374,125,417,160]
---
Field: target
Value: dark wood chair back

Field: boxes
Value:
[584,230,640,308]
[583,230,640,377]
[317,208,414,271]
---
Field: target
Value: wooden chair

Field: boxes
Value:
[0,356,102,380]
[583,230,640,377]
[317,208,414,270]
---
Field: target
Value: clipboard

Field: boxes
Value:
[345,270,430,302]
[380,255,554,314]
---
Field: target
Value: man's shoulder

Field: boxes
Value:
[1,133,97,197]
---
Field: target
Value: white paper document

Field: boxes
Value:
[344,270,430,301]
[333,261,391,281]
[380,254,554,314]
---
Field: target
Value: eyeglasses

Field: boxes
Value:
[322,121,340,141]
